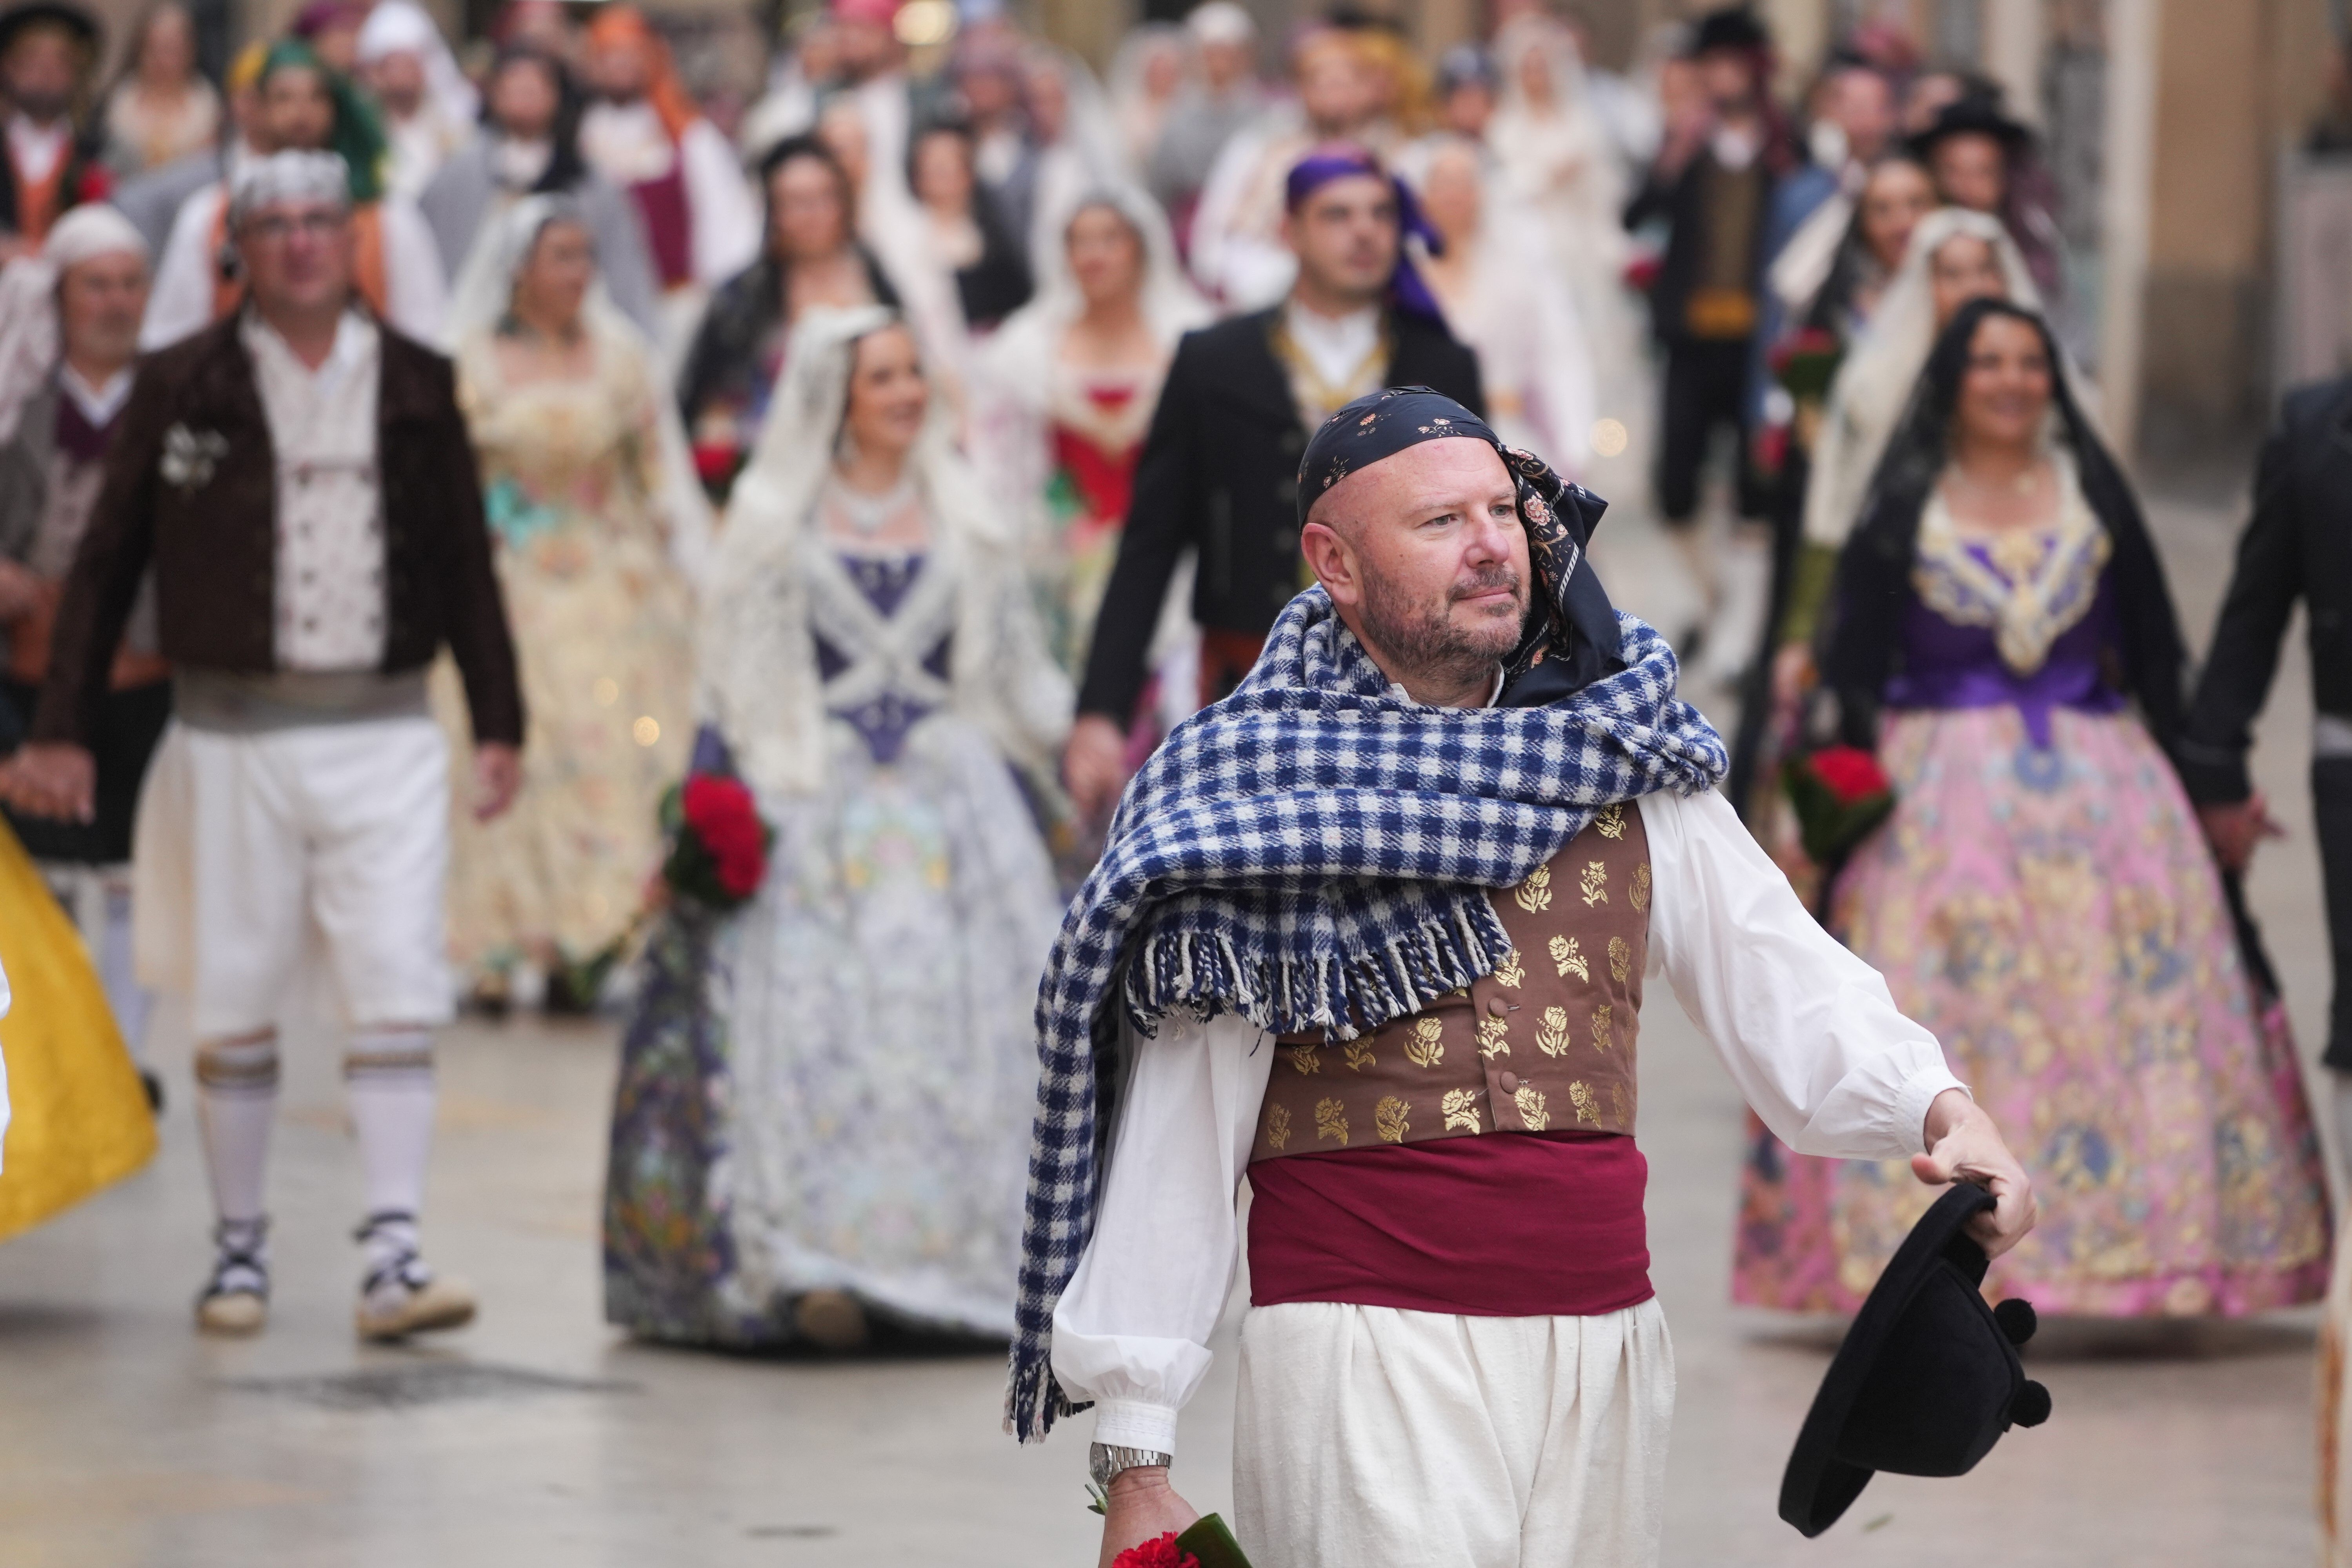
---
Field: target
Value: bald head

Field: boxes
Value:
[1301,437,1529,707]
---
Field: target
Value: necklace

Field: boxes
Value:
[826,475,917,536]
[1948,460,2045,498]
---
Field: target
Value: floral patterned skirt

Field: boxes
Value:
[602,712,1061,1346]
[1734,704,2332,1317]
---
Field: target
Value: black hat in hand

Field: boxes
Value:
[1779,1182,2051,1537]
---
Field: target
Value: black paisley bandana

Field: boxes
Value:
[1296,385,1626,699]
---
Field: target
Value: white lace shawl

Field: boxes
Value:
[698,304,1073,799]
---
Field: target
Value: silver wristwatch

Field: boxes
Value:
[1090,1442,1174,1488]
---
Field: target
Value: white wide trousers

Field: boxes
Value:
[1234,1299,1676,1568]
[147,717,454,1036]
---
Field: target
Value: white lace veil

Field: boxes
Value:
[1803,207,2043,549]
[1486,15,1623,222]
[445,194,715,585]
[985,182,1210,391]
[702,303,1062,797]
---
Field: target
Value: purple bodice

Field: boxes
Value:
[1883,546,2125,749]
[811,551,953,764]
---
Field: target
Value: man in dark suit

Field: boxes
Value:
[2180,373,2352,1145]
[1063,143,1483,820]
[0,0,110,261]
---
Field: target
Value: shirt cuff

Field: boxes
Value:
[1091,1398,1181,1456]
[1895,1062,1970,1153]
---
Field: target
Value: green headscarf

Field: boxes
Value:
[258,38,387,204]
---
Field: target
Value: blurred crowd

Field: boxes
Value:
[0,9,2345,1539]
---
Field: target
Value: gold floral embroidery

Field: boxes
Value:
[1550,934,1588,981]
[1514,1084,1550,1130]
[1314,1097,1349,1145]
[1405,1017,1446,1067]
[1266,1103,1292,1151]
[1536,1006,1570,1055]
[1342,1039,1376,1072]
[1514,864,1553,913]
[1569,1081,1600,1124]
[1611,1084,1630,1127]
[1493,948,1525,988]
[1580,860,1608,907]
[1595,803,1626,840]
[1630,863,1651,913]
[1286,1044,1321,1075]
[1608,935,1631,983]
[1591,1003,1614,1052]
[1441,1087,1482,1133]
[1475,1016,1510,1058]
[1375,1096,1411,1144]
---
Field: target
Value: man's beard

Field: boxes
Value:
[1356,559,1527,693]
[9,88,69,124]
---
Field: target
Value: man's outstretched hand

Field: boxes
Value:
[1915,1087,2036,1258]
[1097,1467,1199,1568]
[2,741,95,822]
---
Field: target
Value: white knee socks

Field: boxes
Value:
[345,1027,437,1276]
[193,1031,279,1226]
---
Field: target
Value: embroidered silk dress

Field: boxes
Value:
[603,526,1065,1345]
[437,322,696,983]
[1734,462,2332,1316]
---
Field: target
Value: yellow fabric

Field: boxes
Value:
[0,820,156,1240]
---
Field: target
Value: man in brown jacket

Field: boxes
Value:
[4,150,523,1342]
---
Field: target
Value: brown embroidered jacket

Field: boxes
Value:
[31,311,523,748]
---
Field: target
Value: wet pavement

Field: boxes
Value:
[0,475,2334,1565]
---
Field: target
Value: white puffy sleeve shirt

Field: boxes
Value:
[1051,786,1968,1455]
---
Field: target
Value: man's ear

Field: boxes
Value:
[1278,208,1299,258]
[1300,517,1359,608]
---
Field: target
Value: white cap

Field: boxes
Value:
[1187,1,1254,46]
[356,0,437,61]
[43,202,147,271]
[228,150,351,226]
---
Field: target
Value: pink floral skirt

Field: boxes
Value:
[1733,704,2332,1316]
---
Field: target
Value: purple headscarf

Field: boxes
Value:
[1283,144,1446,324]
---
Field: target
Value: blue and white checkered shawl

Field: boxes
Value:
[1005,583,1726,1440]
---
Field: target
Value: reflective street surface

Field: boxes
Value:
[0,479,2332,1566]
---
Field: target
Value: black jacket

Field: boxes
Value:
[0,124,104,240]
[1624,146,1780,348]
[2179,375,2352,803]
[1075,306,1483,721]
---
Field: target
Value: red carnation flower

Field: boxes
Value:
[691,441,740,486]
[682,773,754,830]
[1807,744,1890,806]
[1110,1534,1199,1568]
[673,772,771,903]
[76,165,112,204]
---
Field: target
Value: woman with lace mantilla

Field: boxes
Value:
[604,305,1070,1351]
[1735,299,2332,1317]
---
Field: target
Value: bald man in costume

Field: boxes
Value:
[1010,387,2037,1566]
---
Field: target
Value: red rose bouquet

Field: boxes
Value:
[1782,744,1896,868]
[1110,1515,1253,1568]
[1770,326,1844,403]
[659,772,773,912]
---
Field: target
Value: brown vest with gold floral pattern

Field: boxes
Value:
[1251,801,1652,1160]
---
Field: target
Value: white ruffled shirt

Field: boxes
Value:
[243,310,386,671]
[1052,785,1968,1456]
